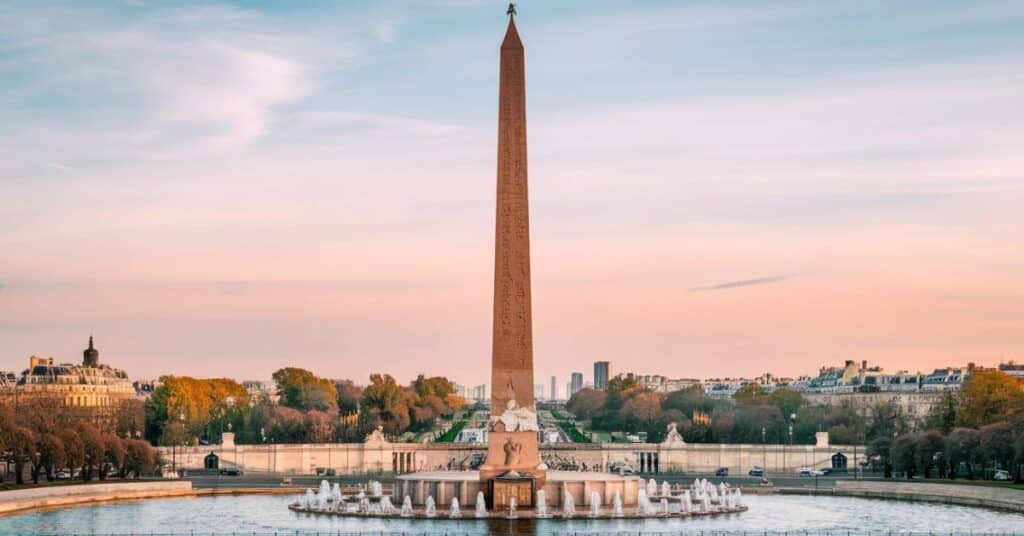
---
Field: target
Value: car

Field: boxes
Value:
[748,466,764,477]
[219,467,242,476]
[714,467,729,477]
[54,470,71,480]
[799,468,825,477]
[993,469,1011,481]
[609,462,636,475]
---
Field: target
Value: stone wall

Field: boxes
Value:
[834,480,1024,512]
[161,432,860,477]
[0,481,193,515]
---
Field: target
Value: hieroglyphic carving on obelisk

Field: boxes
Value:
[481,9,545,493]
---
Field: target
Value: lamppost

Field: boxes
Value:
[172,412,184,476]
[762,426,767,480]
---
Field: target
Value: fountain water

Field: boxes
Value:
[400,495,413,518]
[425,496,437,518]
[702,495,712,513]
[370,481,383,497]
[507,496,518,519]
[475,491,487,518]
[660,498,669,516]
[661,481,671,498]
[449,497,461,518]
[536,489,549,518]
[735,488,743,507]
[637,489,657,516]
[304,489,316,511]
[588,491,601,518]
[681,490,692,514]
[316,481,331,510]
[612,491,623,518]
[332,483,342,503]
[646,479,657,498]
[562,493,576,518]
[380,496,395,515]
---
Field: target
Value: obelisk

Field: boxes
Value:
[480,6,546,504]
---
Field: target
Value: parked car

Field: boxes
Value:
[714,467,729,477]
[993,469,1011,481]
[54,470,71,480]
[799,468,825,477]
[748,466,764,477]
[219,467,242,476]
[609,462,636,475]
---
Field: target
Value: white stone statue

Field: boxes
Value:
[490,386,539,432]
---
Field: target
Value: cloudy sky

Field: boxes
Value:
[1,0,1022,388]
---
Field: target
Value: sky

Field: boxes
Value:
[1,0,1023,389]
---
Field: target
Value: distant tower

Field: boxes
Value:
[83,335,99,367]
[594,361,611,390]
[550,375,557,401]
[570,372,583,395]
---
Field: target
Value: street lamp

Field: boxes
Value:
[762,426,767,480]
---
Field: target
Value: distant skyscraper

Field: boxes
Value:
[550,376,557,401]
[534,383,544,400]
[570,372,583,395]
[594,361,611,390]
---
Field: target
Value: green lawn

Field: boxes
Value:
[434,420,468,443]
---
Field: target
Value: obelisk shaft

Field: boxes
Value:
[490,16,533,413]
[480,16,545,500]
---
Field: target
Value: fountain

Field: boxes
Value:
[646,478,657,498]
[449,497,461,519]
[380,496,395,515]
[588,491,602,518]
[681,491,692,514]
[612,491,623,518]
[735,488,743,507]
[400,495,413,518]
[425,496,437,518]
[637,488,657,516]
[660,498,669,516]
[474,491,487,518]
[661,481,671,498]
[507,496,518,519]
[304,489,316,511]
[536,489,549,518]
[563,492,576,518]
[370,480,383,497]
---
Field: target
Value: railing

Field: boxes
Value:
[28,528,1024,532]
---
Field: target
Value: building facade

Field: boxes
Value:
[594,361,610,390]
[0,337,138,430]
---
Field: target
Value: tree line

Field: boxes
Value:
[567,368,1024,472]
[144,368,466,446]
[0,399,156,485]
[869,370,1024,480]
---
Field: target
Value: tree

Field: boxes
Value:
[305,410,332,443]
[891,433,919,478]
[273,368,338,412]
[566,389,606,420]
[768,388,806,420]
[979,422,1016,473]
[123,439,156,477]
[60,429,85,482]
[732,383,767,406]
[662,385,716,417]
[38,433,66,482]
[76,422,105,481]
[869,436,893,478]
[9,427,36,484]
[105,435,127,478]
[915,430,946,478]
[945,427,981,479]
[334,380,362,415]
[955,370,1024,428]
[359,374,410,436]
[145,376,250,444]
